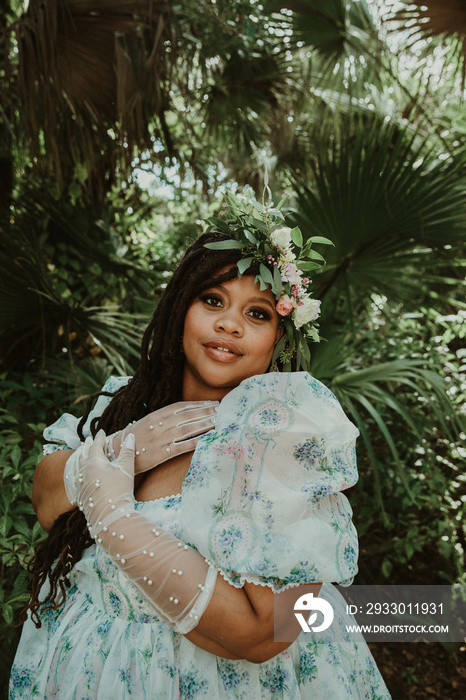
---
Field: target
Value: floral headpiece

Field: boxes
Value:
[204,182,332,371]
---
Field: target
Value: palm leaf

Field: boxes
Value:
[386,0,466,91]
[324,358,463,514]
[290,114,466,312]
[3,0,175,192]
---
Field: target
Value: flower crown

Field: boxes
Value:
[204,183,332,371]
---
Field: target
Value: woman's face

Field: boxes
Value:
[182,271,283,401]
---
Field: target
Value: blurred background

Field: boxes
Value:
[0,1,465,696]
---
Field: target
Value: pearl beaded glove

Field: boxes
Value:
[105,401,218,473]
[64,445,85,505]
[75,430,218,634]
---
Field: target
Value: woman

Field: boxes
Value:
[10,190,390,698]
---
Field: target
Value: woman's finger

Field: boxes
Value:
[165,435,201,460]
[173,416,216,442]
[171,400,219,416]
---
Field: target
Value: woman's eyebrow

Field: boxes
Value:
[207,284,275,311]
[249,296,275,310]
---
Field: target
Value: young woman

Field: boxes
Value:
[10,192,390,698]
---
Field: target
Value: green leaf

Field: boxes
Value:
[307,236,334,246]
[273,265,283,296]
[271,334,287,366]
[243,229,259,245]
[296,261,321,271]
[10,443,21,468]
[254,274,269,292]
[290,226,303,248]
[0,515,13,537]
[2,604,13,625]
[207,217,233,235]
[381,559,393,579]
[204,240,244,251]
[237,257,254,276]
[265,208,285,219]
[259,263,274,286]
[307,249,326,262]
[276,196,288,210]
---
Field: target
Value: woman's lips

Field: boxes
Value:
[203,340,243,362]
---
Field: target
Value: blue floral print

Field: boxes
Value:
[10,372,391,699]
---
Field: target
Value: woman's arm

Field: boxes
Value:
[187,580,321,662]
[75,434,322,663]
[34,449,318,662]
[34,401,217,532]
[32,450,75,531]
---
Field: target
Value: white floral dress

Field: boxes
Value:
[10,372,390,699]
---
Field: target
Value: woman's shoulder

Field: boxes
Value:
[217,371,352,434]
[230,371,339,401]
[43,375,132,452]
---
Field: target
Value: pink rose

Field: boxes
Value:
[276,294,294,316]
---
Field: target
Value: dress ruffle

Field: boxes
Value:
[180,373,359,591]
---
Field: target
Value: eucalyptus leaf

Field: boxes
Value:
[290,226,303,248]
[206,217,232,235]
[273,265,283,295]
[271,334,287,366]
[244,229,259,245]
[307,249,326,262]
[204,240,244,250]
[266,208,285,219]
[296,261,321,271]
[250,199,265,212]
[307,236,334,246]
[259,263,274,286]
[237,256,254,276]
[255,274,269,291]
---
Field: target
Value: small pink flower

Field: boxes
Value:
[276,295,294,316]
[303,277,309,285]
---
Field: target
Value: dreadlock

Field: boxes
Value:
[23,231,262,627]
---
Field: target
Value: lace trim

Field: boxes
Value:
[135,493,182,505]
[215,565,317,593]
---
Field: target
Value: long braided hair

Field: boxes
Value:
[23,231,271,627]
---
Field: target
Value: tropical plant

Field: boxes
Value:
[1,0,466,693]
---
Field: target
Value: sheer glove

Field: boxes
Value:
[106,400,218,473]
[74,430,218,634]
[64,400,217,504]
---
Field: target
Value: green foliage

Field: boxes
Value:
[319,309,466,586]
[1,0,466,692]
[0,374,64,683]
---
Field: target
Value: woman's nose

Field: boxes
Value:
[214,309,243,336]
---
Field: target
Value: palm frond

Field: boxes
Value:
[4,0,175,193]
[385,0,466,92]
[290,114,466,312]
[43,356,115,405]
[324,358,463,517]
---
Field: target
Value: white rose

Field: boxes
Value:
[292,297,321,328]
[270,227,292,249]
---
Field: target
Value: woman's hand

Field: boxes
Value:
[108,401,218,473]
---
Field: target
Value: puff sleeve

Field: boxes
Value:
[179,372,359,592]
[42,376,130,454]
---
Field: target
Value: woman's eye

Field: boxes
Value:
[200,294,223,307]
[248,308,271,321]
